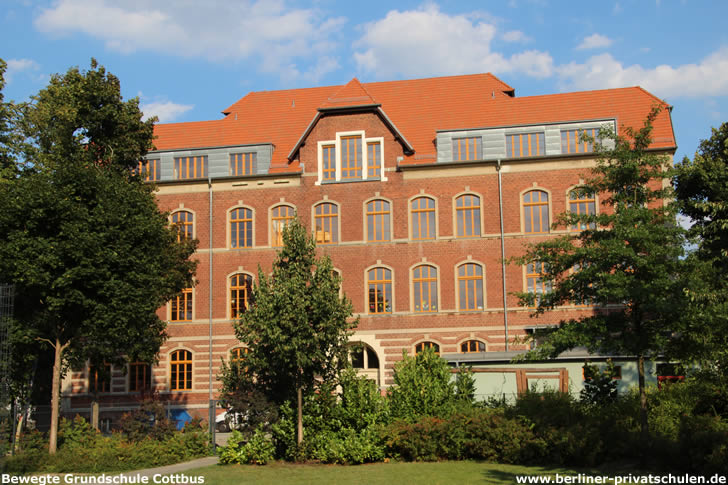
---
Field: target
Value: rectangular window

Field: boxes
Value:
[314,203,338,244]
[526,262,552,307]
[230,152,257,176]
[137,159,160,181]
[322,145,336,181]
[174,156,207,180]
[368,267,392,314]
[411,197,436,240]
[561,129,599,154]
[367,141,381,178]
[506,133,545,158]
[129,363,151,392]
[171,288,192,321]
[340,136,362,179]
[452,137,482,161]
[455,194,481,237]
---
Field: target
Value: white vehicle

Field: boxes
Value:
[214,410,244,432]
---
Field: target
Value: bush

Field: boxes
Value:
[335,368,389,431]
[118,397,176,442]
[219,428,275,465]
[388,348,457,421]
[383,408,544,463]
[677,415,728,474]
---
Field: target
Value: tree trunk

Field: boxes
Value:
[296,386,303,445]
[49,338,66,455]
[91,401,99,430]
[637,354,649,452]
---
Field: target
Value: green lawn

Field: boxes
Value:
[185,462,618,485]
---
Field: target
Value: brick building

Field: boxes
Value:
[63,73,676,422]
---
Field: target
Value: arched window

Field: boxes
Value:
[460,340,486,353]
[129,362,151,392]
[271,205,295,247]
[455,194,481,237]
[171,210,193,241]
[350,344,379,369]
[314,202,338,244]
[366,199,391,242]
[415,341,440,355]
[411,197,436,240]
[230,273,254,318]
[457,263,484,311]
[413,265,438,313]
[568,189,596,230]
[170,350,192,391]
[523,190,549,234]
[367,267,392,314]
[230,207,253,248]
[171,288,192,321]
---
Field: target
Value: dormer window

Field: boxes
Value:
[506,133,544,158]
[317,131,385,184]
[452,137,482,161]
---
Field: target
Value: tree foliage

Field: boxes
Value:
[229,218,356,442]
[0,60,197,452]
[674,123,728,373]
[511,107,687,441]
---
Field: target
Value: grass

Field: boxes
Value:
[184,461,625,485]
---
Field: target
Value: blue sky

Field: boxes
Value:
[2,0,727,162]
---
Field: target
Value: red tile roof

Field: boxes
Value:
[153,73,675,172]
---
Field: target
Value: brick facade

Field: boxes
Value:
[62,74,675,422]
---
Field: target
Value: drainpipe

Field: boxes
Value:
[496,159,509,352]
[208,175,214,441]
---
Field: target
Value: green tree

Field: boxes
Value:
[389,347,473,420]
[0,60,197,454]
[512,108,687,445]
[0,58,23,182]
[232,218,356,445]
[674,124,728,374]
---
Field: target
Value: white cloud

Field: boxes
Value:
[576,33,613,50]
[502,30,530,43]
[140,101,194,123]
[353,5,553,79]
[558,48,728,98]
[4,58,40,83]
[34,0,345,82]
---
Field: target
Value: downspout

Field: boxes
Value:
[496,159,509,352]
[208,175,214,439]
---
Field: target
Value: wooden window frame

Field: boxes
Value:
[452,136,482,161]
[456,262,485,312]
[525,262,551,307]
[230,272,254,319]
[340,135,363,180]
[270,204,296,247]
[170,288,193,322]
[410,196,437,240]
[561,128,599,154]
[313,202,339,244]
[412,264,439,313]
[367,141,382,178]
[89,363,111,394]
[137,159,161,181]
[460,339,486,353]
[174,155,207,180]
[230,347,249,363]
[506,133,545,158]
[367,266,393,314]
[230,207,254,249]
[169,349,193,391]
[321,144,336,181]
[171,210,194,242]
[365,198,392,243]
[454,193,482,238]
[522,189,550,234]
[128,362,152,392]
[568,187,597,231]
[229,152,257,176]
[414,341,440,355]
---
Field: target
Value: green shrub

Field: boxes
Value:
[677,415,728,474]
[336,368,389,431]
[383,408,544,463]
[580,360,619,405]
[58,415,98,449]
[219,428,275,465]
[301,427,385,465]
[388,348,458,421]
[118,397,176,441]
